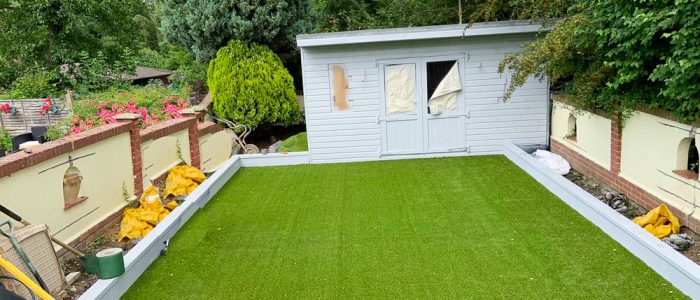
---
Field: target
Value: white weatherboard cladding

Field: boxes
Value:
[301,34,549,163]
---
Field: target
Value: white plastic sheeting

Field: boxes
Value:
[428,63,462,113]
[532,149,571,175]
[386,64,416,114]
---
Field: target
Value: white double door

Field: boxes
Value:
[379,56,466,155]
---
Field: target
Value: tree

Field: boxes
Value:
[312,0,476,32]
[0,0,158,90]
[207,40,300,128]
[160,0,313,63]
[493,0,700,122]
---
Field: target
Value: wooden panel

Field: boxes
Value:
[0,99,70,136]
[427,117,463,151]
[385,119,421,153]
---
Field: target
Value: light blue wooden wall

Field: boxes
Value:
[300,33,548,163]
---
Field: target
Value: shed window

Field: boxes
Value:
[673,137,699,180]
[330,65,350,111]
[385,64,416,114]
[427,60,461,114]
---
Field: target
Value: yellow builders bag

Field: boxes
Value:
[633,204,680,238]
[118,186,175,241]
[163,165,206,198]
[118,165,205,241]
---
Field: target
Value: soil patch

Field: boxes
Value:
[246,123,306,150]
[565,169,700,265]
[60,223,135,300]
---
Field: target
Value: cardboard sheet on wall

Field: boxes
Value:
[331,65,349,111]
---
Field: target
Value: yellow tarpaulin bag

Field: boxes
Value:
[118,186,176,241]
[118,165,205,241]
[633,204,680,238]
[163,165,206,197]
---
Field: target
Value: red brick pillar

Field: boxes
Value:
[181,109,204,169]
[116,113,143,197]
[610,114,622,175]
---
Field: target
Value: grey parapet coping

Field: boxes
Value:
[297,20,548,48]
[239,151,311,167]
[501,142,700,298]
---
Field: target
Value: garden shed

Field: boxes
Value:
[297,20,550,163]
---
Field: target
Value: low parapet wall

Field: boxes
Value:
[0,113,231,255]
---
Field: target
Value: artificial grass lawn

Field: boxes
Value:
[124,156,685,299]
[278,132,308,152]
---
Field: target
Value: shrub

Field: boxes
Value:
[45,119,70,141]
[0,127,11,152]
[8,70,60,99]
[208,40,300,129]
[76,85,191,118]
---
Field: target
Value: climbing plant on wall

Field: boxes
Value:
[491,0,700,123]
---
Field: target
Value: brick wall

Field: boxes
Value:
[550,115,700,233]
[0,111,224,258]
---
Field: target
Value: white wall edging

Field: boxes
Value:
[501,142,700,298]
[78,156,242,300]
[239,152,310,167]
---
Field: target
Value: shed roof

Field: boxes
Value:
[125,66,173,81]
[297,20,545,48]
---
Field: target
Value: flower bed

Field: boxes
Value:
[69,97,188,134]
[47,86,191,140]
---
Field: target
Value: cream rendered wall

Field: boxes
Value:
[551,101,612,170]
[198,130,234,173]
[0,133,134,243]
[620,111,698,215]
[141,129,191,189]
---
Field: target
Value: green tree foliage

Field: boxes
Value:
[496,0,700,122]
[8,69,61,98]
[0,127,11,152]
[160,0,313,63]
[313,0,478,31]
[0,0,158,90]
[207,40,300,128]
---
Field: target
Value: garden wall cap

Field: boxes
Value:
[180,106,207,115]
[115,113,141,120]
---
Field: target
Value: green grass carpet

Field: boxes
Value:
[278,132,308,152]
[124,156,685,299]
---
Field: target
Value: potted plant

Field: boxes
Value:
[0,103,16,115]
[39,98,59,116]
[0,128,12,157]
